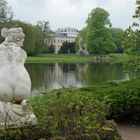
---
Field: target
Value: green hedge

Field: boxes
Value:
[81,78,140,122]
[0,88,121,140]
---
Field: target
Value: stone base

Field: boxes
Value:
[0,100,37,130]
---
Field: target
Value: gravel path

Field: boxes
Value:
[118,123,140,140]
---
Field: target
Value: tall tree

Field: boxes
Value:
[37,21,51,38]
[75,28,87,52]
[124,0,140,77]
[34,24,44,53]
[0,0,13,22]
[111,28,124,53]
[79,28,87,47]
[86,7,116,54]
[36,21,54,52]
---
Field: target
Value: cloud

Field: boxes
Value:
[17,0,46,6]
[6,0,136,30]
[104,0,135,28]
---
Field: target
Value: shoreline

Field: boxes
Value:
[26,53,129,63]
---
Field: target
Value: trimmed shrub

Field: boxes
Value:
[81,78,140,122]
[0,88,121,140]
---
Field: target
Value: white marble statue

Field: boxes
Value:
[0,27,37,129]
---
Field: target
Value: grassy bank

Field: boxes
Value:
[2,78,140,139]
[27,53,129,63]
[109,53,129,63]
[27,54,95,63]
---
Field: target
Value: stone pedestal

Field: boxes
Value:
[0,100,37,130]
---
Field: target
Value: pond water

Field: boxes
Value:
[25,62,129,94]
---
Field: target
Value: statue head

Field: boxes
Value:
[1,27,25,47]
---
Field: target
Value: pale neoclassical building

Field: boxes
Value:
[46,27,79,54]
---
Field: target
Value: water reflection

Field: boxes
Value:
[25,62,129,93]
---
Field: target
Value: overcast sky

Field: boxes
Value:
[6,0,136,30]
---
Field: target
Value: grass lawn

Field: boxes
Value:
[27,54,95,63]
[109,53,129,63]
[27,53,129,63]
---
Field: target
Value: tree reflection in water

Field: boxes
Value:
[25,62,129,94]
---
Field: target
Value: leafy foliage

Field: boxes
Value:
[59,42,76,54]
[133,0,140,19]
[33,25,44,53]
[41,44,55,54]
[124,27,140,77]
[0,0,13,22]
[0,87,122,140]
[123,0,140,77]
[86,7,116,54]
[111,28,124,53]
[36,20,55,53]
[81,78,140,122]
[76,28,87,51]
[37,20,52,38]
